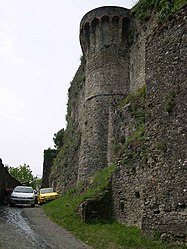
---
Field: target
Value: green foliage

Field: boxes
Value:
[132,0,187,21]
[53,129,65,149]
[8,164,33,186]
[32,176,42,190]
[131,0,156,21]
[50,59,85,175]
[82,164,116,200]
[154,230,162,241]
[124,86,146,125]
[44,164,116,227]
[118,86,147,163]
[165,91,176,113]
[52,117,81,171]
[112,143,121,155]
[44,148,58,162]
[43,163,187,249]
[68,69,85,100]
[157,0,175,20]
[8,164,42,190]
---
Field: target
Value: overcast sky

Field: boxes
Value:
[0,0,136,177]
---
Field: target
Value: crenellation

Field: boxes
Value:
[80,7,130,56]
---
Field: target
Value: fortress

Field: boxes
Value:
[47,4,187,242]
[78,6,130,182]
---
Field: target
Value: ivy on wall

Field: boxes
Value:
[131,0,187,21]
[114,86,147,164]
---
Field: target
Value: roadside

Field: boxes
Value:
[0,205,91,249]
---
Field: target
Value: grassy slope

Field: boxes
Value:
[43,165,187,249]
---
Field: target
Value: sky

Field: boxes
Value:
[0,0,136,177]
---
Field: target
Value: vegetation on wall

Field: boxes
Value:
[53,128,65,149]
[52,119,81,171]
[49,60,85,181]
[44,148,58,162]
[115,86,147,164]
[44,164,116,228]
[165,91,176,114]
[43,163,187,249]
[132,0,187,21]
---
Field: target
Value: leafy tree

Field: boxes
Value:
[44,148,58,161]
[53,128,65,149]
[8,164,33,183]
[8,164,39,189]
[32,176,42,191]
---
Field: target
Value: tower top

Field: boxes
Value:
[80,6,130,56]
[80,6,130,28]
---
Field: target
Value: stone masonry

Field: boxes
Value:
[48,4,187,243]
[78,6,130,182]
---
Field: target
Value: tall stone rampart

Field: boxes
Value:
[111,5,187,242]
[78,6,130,182]
[48,3,187,243]
[142,5,187,240]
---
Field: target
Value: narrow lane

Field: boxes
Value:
[0,206,91,249]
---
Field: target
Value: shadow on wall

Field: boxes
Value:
[0,158,20,205]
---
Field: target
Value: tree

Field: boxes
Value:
[8,164,34,186]
[53,128,65,149]
[32,176,42,191]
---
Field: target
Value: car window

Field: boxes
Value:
[14,186,33,193]
[40,188,54,194]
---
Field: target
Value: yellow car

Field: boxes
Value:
[38,187,59,205]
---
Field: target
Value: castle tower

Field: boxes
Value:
[78,6,130,182]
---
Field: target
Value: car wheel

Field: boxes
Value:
[31,204,35,207]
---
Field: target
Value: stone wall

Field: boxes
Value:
[142,5,187,241]
[78,6,130,182]
[0,158,20,204]
[49,61,85,192]
[111,5,187,242]
[41,149,57,188]
[48,4,187,243]
[129,14,157,93]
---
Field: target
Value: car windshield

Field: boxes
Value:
[40,188,54,194]
[14,186,33,193]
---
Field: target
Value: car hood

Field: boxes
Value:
[11,192,34,198]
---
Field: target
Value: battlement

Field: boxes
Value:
[80,6,130,55]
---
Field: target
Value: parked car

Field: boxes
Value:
[9,186,35,207]
[38,188,59,205]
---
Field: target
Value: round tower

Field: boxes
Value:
[78,6,130,182]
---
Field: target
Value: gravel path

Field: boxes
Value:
[0,206,91,249]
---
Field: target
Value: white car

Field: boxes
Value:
[9,186,35,207]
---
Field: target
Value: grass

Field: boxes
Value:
[43,165,187,249]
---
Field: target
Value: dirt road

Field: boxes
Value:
[0,205,91,249]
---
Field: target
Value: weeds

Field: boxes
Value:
[43,164,187,249]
